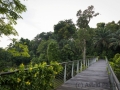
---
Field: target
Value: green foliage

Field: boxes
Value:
[93,27,111,48]
[105,21,119,32]
[5,39,31,66]
[93,21,120,59]
[110,53,120,80]
[60,43,76,61]
[0,48,12,71]
[0,61,63,90]
[81,64,87,71]
[109,29,120,49]
[100,51,107,58]
[35,32,53,41]
[113,53,120,62]
[97,23,105,28]
[37,40,48,54]
[0,21,18,37]
[8,42,30,58]
[47,40,60,63]
[116,57,120,65]
[0,0,26,37]
[0,0,27,24]
[76,5,99,28]
[54,19,76,41]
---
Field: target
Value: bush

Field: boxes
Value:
[110,53,120,80]
[0,61,63,90]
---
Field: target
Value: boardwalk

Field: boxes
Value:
[56,60,111,90]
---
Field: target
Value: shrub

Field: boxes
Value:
[0,61,63,90]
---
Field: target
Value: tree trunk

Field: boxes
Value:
[83,39,86,65]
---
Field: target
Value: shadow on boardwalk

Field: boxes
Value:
[56,59,111,90]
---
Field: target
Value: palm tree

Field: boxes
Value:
[93,27,111,48]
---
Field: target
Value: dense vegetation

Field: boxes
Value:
[110,53,120,80]
[0,5,120,71]
[0,61,62,90]
[0,0,120,83]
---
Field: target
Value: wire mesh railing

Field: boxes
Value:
[54,57,99,89]
[0,57,98,90]
[105,57,120,90]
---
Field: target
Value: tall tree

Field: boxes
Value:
[93,27,111,48]
[76,5,99,64]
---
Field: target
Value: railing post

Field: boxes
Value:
[64,63,67,83]
[80,61,82,72]
[77,60,79,74]
[95,58,96,62]
[86,59,87,68]
[90,58,92,65]
[88,59,89,67]
[97,56,99,61]
[96,57,97,62]
[71,62,74,78]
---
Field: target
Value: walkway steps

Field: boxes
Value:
[56,60,111,90]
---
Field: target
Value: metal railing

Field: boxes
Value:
[105,57,120,90]
[54,57,98,89]
[0,57,98,90]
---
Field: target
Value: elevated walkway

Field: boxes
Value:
[56,60,111,90]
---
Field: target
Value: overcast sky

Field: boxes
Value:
[0,0,120,48]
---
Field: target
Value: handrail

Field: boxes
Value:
[0,60,81,76]
[105,57,120,90]
[0,57,96,76]
[0,57,99,89]
[53,57,98,89]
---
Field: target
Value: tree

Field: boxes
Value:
[19,37,31,51]
[60,41,77,61]
[0,19,18,37]
[54,19,76,41]
[0,47,12,71]
[105,21,119,32]
[109,29,120,50]
[47,40,60,63]
[37,40,49,59]
[93,21,120,58]
[76,5,99,64]
[0,0,26,37]
[93,27,111,48]
[76,5,99,29]
[30,32,53,57]
[93,27,111,58]
[97,22,105,28]
[7,38,30,66]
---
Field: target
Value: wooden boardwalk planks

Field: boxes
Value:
[56,60,111,90]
